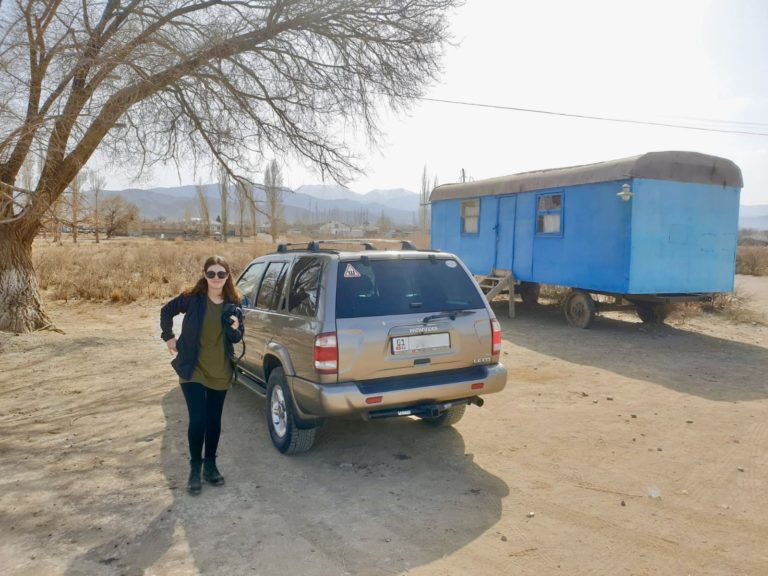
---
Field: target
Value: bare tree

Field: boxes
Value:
[63,171,87,243]
[183,205,193,234]
[100,195,139,239]
[18,155,40,234]
[264,159,284,243]
[250,188,259,238]
[376,211,393,235]
[235,181,252,243]
[419,166,430,236]
[88,170,107,244]
[432,175,438,223]
[0,0,459,332]
[218,165,229,242]
[195,183,211,237]
[45,196,65,245]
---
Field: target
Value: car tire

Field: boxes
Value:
[266,367,317,455]
[421,404,467,428]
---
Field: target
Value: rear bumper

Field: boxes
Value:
[289,364,507,418]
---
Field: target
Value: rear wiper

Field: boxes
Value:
[421,310,474,324]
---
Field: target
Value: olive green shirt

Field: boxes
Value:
[181,299,233,391]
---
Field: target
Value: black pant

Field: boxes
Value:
[181,382,228,461]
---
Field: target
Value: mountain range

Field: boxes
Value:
[105,183,422,226]
[104,182,767,231]
[739,204,768,231]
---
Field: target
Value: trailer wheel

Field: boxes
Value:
[563,290,595,329]
[519,282,540,307]
[634,302,669,325]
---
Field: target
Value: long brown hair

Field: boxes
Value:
[183,255,241,305]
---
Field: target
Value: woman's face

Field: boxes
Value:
[204,265,228,290]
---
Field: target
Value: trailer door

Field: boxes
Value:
[513,193,535,280]
[495,195,516,272]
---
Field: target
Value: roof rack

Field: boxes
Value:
[276,239,427,253]
[276,242,312,253]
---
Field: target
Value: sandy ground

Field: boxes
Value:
[1,276,767,576]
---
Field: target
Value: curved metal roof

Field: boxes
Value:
[430,151,743,202]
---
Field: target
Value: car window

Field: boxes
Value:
[335,258,484,318]
[288,257,323,317]
[256,262,287,310]
[236,261,266,308]
[273,263,289,311]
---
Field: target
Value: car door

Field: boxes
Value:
[235,261,266,377]
[282,256,325,380]
[249,259,289,382]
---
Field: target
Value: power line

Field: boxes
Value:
[419,97,768,137]
[672,115,768,129]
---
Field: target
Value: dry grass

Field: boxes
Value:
[736,246,768,276]
[658,289,764,325]
[537,283,764,325]
[698,289,764,324]
[538,284,570,306]
[409,233,431,250]
[31,233,429,303]
[32,236,279,302]
[33,236,765,325]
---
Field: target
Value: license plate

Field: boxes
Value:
[391,333,450,355]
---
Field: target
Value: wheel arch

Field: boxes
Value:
[262,353,284,384]
[264,341,296,378]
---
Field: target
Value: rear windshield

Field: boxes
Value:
[335,258,485,318]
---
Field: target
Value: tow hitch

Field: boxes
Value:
[367,396,484,420]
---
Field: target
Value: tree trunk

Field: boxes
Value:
[0,229,51,332]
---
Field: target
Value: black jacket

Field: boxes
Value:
[160,292,244,380]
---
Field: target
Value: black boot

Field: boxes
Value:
[187,459,202,495]
[203,457,225,486]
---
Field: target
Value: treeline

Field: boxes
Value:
[40,169,139,243]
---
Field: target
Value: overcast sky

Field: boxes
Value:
[107,0,768,205]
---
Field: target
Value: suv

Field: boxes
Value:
[234,240,507,454]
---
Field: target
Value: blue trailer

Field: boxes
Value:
[430,151,743,327]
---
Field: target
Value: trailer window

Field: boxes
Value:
[536,193,562,235]
[461,199,480,234]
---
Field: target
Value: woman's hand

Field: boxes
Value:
[229,315,239,331]
[166,338,178,355]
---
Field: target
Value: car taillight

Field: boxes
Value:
[491,318,502,362]
[314,332,338,374]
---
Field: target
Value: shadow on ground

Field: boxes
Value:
[65,384,508,575]
[494,301,768,402]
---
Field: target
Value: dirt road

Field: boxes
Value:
[1,277,767,575]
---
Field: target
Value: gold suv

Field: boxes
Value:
[234,240,508,454]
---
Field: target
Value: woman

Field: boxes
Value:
[160,255,244,495]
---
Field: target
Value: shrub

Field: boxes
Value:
[736,246,768,276]
[32,237,276,302]
[671,289,764,325]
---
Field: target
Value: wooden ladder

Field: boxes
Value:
[477,273,516,318]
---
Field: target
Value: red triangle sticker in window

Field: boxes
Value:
[343,264,362,278]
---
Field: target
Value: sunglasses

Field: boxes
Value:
[205,270,228,279]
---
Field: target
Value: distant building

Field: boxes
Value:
[317,220,352,237]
